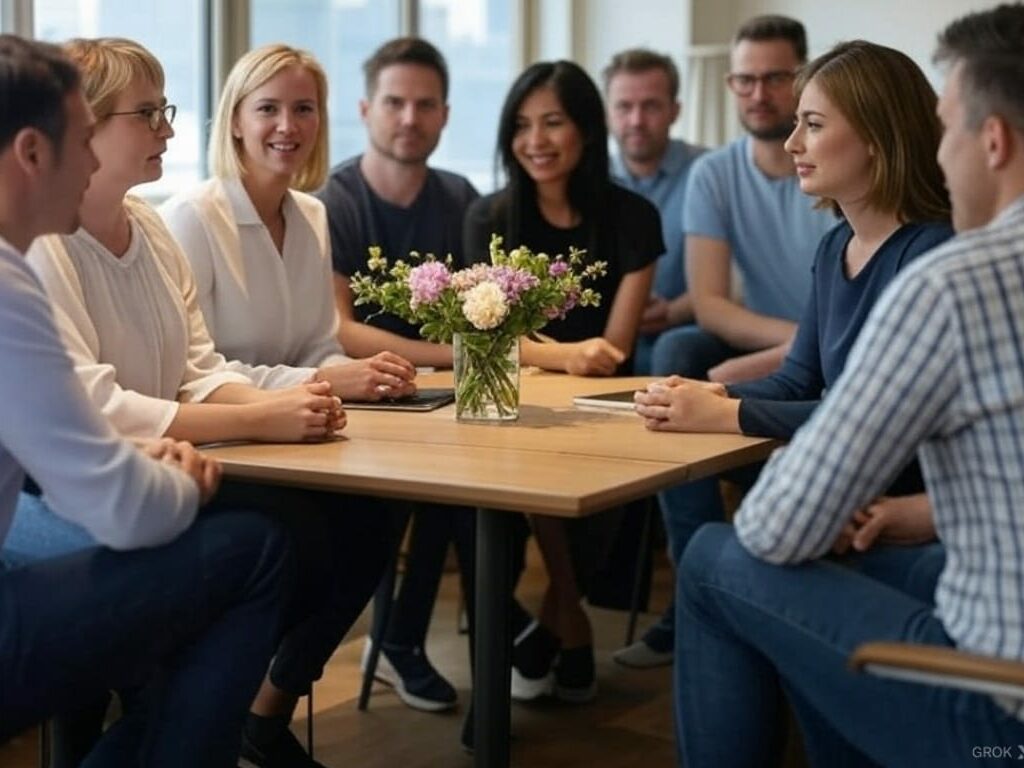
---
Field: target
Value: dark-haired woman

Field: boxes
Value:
[464,60,662,702]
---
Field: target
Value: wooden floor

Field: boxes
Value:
[0,543,677,768]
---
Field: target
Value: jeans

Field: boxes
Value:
[674,524,1018,768]
[0,505,288,767]
[650,325,740,380]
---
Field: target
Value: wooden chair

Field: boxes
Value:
[850,642,1024,700]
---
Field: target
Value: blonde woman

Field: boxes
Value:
[11,38,390,768]
[160,44,416,398]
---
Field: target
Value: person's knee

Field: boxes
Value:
[651,326,719,378]
[198,510,291,589]
[676,523,740,604]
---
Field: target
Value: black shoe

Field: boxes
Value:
[239,726,327,768]
[554,645,597,703]
[510,620,559,700]
[362,639,458,712]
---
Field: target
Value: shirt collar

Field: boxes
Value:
[221,176,296,226]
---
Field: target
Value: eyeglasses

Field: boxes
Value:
[106,104,177,131]
[725,71,796,96]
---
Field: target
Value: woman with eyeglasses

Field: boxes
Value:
[7,37,391,768]
[463,60,662,704]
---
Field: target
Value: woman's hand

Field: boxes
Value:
[634,380,739,433]
[250,380,346,442]
[564,338,626,376]
[143,438,222,505]
[317,352,417,401]
[832,494,935,554]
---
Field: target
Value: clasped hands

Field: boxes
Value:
[633,375,736,432]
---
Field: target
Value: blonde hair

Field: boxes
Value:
[209,44,329,192]
[62,37,165,119]
[795,40,950,223]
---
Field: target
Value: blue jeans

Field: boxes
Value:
[650,325,740,379]
[675,524,1020,768]
[0,505,288,767]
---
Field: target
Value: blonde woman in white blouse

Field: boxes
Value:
[16,38,391,768]
[160,44,417,398]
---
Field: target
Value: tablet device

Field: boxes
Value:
[345,388,455,411]
[572,389,639,412]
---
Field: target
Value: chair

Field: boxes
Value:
[849,642,1024,700]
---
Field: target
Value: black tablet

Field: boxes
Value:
[344,388,456,411]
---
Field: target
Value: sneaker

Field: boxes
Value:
[510,620,559,701]
[554,645,597,703]
[361,639,457,712]
[238,726,326,768]
[612,639,674,669]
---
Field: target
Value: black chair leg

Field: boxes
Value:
[306,688,314,758]
[38,720,50,768]
[357,546,401,711]
[624,498,655,646]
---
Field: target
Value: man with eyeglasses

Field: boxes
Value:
[637,15,836,669]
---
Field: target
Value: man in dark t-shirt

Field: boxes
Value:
[314,37,477,724]
[317,39,477,368]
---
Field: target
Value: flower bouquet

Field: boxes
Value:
[350,234,606,421]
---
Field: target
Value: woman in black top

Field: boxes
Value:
[463,60,662,703]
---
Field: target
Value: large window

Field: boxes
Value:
[34,0,206,198]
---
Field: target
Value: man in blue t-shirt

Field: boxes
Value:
[651,15,835,384]
[604,48,707,375]
[316,37,477,722]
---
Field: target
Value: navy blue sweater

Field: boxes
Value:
[729,220,954,440]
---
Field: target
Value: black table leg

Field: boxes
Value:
[474,507,512,768]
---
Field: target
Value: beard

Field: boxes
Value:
[370,130,438,166]
[739,103,794,141]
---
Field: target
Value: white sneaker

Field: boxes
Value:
[360,639,458,712]
[612,640,673,669]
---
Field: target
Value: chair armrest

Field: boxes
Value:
[850,642,1024,700]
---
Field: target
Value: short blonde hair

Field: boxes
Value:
[62,37,164,119]
[209,44,329,192]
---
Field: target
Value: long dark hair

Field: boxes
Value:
[494,60,610,252]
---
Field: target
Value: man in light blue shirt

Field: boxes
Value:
[651,16,835,383]
[605,49,706,374]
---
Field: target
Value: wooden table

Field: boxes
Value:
[206,372,774,767]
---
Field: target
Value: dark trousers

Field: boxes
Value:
[373,502,476,652]
[212,481,392,695]
[0,509,288,767]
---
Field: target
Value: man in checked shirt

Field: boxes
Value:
[635,5,1024,767]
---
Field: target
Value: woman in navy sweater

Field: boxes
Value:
[625,41,953,666]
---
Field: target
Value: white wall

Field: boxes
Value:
[731,0,997,84]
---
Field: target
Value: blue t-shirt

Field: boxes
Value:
[729,219,955,438]
[611,139,706,300]
[683,136,836,320]
[316,156,478,339]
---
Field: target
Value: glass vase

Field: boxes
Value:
[452,332,520,422]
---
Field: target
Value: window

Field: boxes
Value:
[34,0,206,198]
[420,0,514,192]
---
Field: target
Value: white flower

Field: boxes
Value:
[461,281,508,330]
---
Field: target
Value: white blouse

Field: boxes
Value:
[160,177,349,378]
[0,237,197,549]
[27,196,314,439]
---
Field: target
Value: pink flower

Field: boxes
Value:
[407,262,451,308]
[548,260,569,277]
[488,265,539,305]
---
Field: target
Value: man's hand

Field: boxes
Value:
[832,494,935,554]
[640,295,671,335]
[143,438,222,505]
[318,352,417,401]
